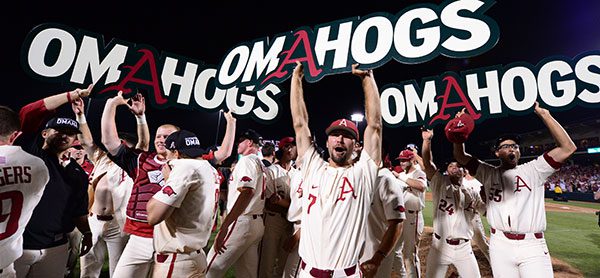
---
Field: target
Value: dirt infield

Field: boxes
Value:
[544,201,597,214]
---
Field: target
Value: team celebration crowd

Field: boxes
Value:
[0,62,579,278]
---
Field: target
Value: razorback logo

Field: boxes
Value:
[339,119,348,126]
[395,205,406,212]
[241,176,253,182]
[162,186,177,196]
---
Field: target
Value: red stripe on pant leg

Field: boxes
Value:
[207,220,238,271]
[167,253,177,278]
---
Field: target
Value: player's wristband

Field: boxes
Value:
[76,114,87,125]
[135,114,147,125]
[82,230,92,236]
[66,91,73,103]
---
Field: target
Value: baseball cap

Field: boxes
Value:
[164,130,205,158]
[444,113,475,143]
[238,129,263,145]
[45,117,81,134]
[493,134,520,150]
[278,137,295,149]
[325,118,359,140]
[396,149,415,161]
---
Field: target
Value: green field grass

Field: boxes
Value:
[85,199,599,277]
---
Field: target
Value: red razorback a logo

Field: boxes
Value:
[241,176,253,182]
[162,186,177,196]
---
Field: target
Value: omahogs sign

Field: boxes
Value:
[23,1,597,126]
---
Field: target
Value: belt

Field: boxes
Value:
[156,250,202,263]
[491,228,543,240]
[434,233,469,245]
[300,259,356,277]
[90,212,114,221]
[407,210,420,214]
[252,214,263,219]
[267,212,287,218]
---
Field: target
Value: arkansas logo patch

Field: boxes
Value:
[395,205,406,212]
[240,176,253,182]
[162,186,177,196]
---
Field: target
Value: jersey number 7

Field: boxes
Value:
[0,191,24,240]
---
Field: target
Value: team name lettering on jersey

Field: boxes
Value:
[514,176,531,192]
[0,166,32,186]
[337,177,356,201]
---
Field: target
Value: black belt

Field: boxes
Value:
[407,210,420,214]
[252,214,263,219]
[434,233,469,245]
[90,212,114,221]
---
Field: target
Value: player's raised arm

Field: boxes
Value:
[129,93,150,151]
[352,64,382,165]
[213,110,237,164]
[71,97,97,157]
[290,61,312,158]
[534,102,576,163]
[421,128,437,179]
[101,91,132,155]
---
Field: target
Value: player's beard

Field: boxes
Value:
[329,146,350,166]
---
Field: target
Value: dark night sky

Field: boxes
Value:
[4,0,600,163]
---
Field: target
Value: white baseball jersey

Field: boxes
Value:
[0,145,49,269]
[294,145,378,269]
[152,159,219,253]
[361,168,406,262]
[431,172,480,240]
[266,163,298,207]
[227,153,267,216]
[475,154,558,233]
[400,168,427,211]
[287,166,303,224]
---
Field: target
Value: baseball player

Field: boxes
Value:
[282,152,306,278]
[259,136,298,277]
[0,106,50,277]
[147,130,220,277]
[71,95,148,277]
[14,86,93,278]
[392,149,427,278]
[102,92,237,277]
[462,168,490,262]
[420,128,482,278]
[288,61,382,277]
[359,145,406,278]
[206,129,267,278]
[451,102,577,278]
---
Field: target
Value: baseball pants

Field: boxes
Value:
[65,230,82,277]
[0,264,16,278]
[470,213,490,262]
[206,215,265,278]
[112,234,154,278]
[14,243,69,278]
[259,212,293,278]
[425,236,480,278]
[80,215,129,277]
[282,244,300,278]
[393,210,423,278]
[489,229,553,278]
[153,249,207,278]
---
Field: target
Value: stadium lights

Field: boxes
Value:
[351,113,364,129]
